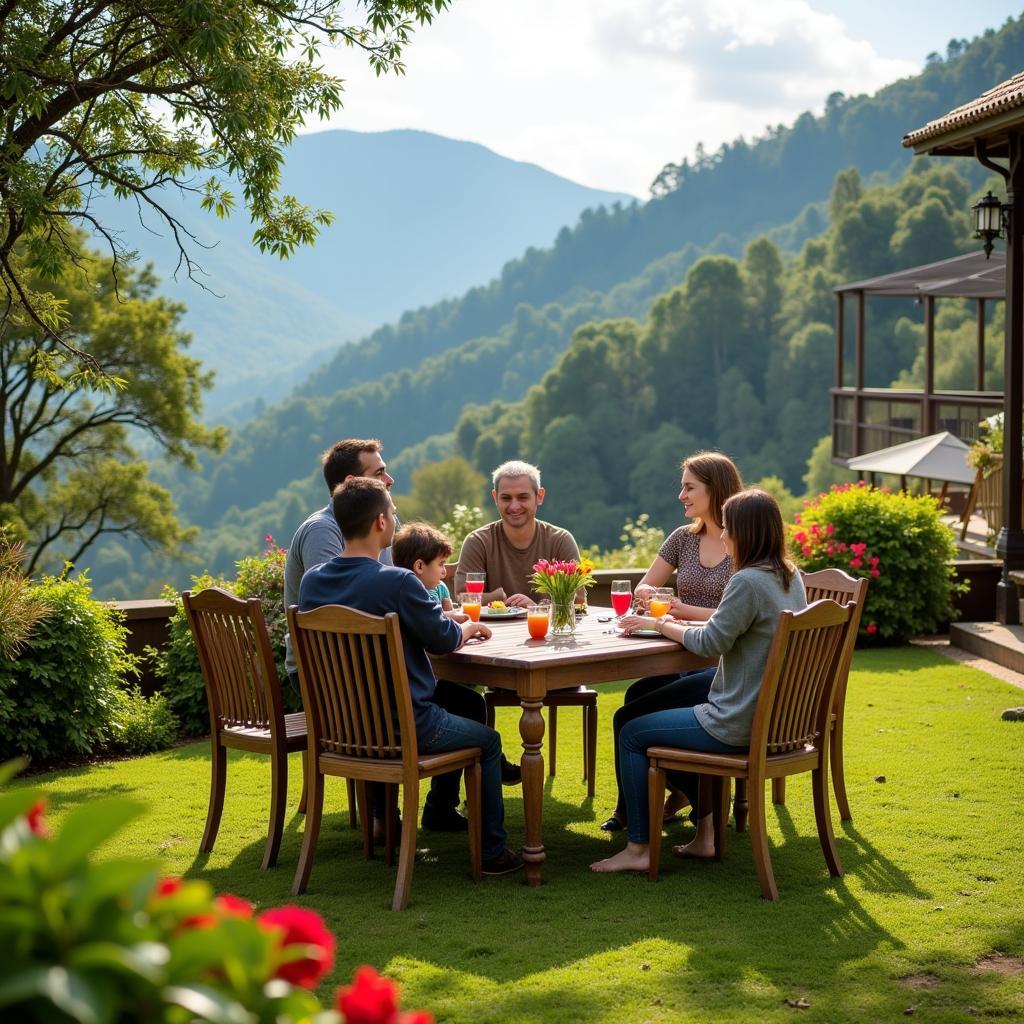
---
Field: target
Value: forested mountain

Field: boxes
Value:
[87,17,1024,597]
[98,129,633,416]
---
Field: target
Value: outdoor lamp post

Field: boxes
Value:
[974,190,1008,258]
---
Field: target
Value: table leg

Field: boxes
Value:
[519,696,546,885]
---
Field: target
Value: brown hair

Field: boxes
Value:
[682,451,743,534]
[331,477,390,540]
[321,438,382,491]
[721,488,796,589]
[391,523,454,571]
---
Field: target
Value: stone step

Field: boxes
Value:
[949,621,1024,674]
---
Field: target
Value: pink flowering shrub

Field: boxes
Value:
[790,482,964,642]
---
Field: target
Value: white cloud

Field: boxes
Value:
[311,0,920,197]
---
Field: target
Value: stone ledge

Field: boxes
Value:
[949,621,1024,675]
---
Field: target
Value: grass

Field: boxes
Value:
[19,646,1024,1022]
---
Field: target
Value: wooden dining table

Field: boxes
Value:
[430,606,714,886]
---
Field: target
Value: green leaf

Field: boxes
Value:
[69,941,168,985]
[0,965,110,1023]
[162,983,252,1024]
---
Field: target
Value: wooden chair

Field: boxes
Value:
[288,604,482,910]
[647,599,853,900]
[768,568,869,821]
[447,560,598,795]
[960,461,1003,540]
[182,588,308,870]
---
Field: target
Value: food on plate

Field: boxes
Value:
[488,600,507,611]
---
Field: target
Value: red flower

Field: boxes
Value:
[849,557,863,569]
[793,531,807,544]
[259,905,336,989]
[870,568,880,578]
[794,513,802,524]
[825,523,835,536]
[866,623,878,634]
[154,877,182,898]
[25,799,49,837]
[216,894,253,918]
[335,966,434,1024]
[801,544,813,557]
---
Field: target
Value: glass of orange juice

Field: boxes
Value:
[648,587,673,619]
[526,602,549,640]
[459,592,481,622]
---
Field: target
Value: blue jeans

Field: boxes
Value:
[611,668,717,818]
[420,708,507,860]
[619,706,746,844]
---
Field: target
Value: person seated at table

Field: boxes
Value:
[455,460,581,608]
[590,488,806,873]
[392,522,465,618]
[299,477,523,875]
[600,451,743,833]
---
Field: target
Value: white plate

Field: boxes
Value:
[479,606,528,619]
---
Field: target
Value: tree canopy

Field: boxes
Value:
[1,229,225,573]
[0,0,450,379]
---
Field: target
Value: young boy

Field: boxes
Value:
[391,522,463,618]
[391,521,522,786]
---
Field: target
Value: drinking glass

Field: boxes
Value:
[459,592,481,622]
[648,587,673,619]
[610,579,632,619]
[526,602,550,640]
[464,572,485,595]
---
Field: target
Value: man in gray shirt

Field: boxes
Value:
[284,438,395,683]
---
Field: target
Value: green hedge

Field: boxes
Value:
[0,573,137,762]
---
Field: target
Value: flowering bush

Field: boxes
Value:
[790,482,964,642]
[440,504,487,551]
[152,537,296,736]
[0,761,433,1023]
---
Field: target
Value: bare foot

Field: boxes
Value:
[590,843,650,873]
[671,836,715,859]
[663,790,690,820]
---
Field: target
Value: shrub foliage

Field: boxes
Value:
[0,573,136,762]
[790,483,964,642]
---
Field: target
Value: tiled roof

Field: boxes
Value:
[903,69,1024,151]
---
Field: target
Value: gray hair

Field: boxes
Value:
[492,459,542,492]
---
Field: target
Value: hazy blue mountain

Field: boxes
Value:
[104,129,633,414]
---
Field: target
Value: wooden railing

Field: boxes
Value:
[831,387,1003,461]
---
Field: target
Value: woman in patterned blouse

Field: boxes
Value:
[600,451,742,833]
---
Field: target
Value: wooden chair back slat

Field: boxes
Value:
[751,600,851,758]
[803,568,868,710]
[289,605,416,769]
[182,589,282,733]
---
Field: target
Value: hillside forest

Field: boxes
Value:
[9,17,1024,598]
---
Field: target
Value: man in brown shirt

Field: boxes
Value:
[455,460,581,608]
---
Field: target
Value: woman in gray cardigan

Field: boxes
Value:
[591,489,806,874]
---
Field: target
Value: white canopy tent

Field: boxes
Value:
[846,431,975,486]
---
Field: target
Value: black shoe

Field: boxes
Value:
[501,756,522,786]
[481,847,524,876]
[421,804,469,832]
[599,814,626,832]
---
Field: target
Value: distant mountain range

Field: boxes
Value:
[103,129,633,415]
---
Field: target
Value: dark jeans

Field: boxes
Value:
[419,698,507,860]
[619,706,745,843]
[611,668,717,819]
[288,673,488,823]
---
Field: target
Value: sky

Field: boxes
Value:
[313,1,1022,198]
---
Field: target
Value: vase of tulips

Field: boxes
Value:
[530,559,595,636]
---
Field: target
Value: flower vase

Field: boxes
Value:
[550,599,576,637]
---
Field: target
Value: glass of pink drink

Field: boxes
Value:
[610,579,632,619]
[465,572,485,595]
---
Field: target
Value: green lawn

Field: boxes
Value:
[21,647,1024,1022]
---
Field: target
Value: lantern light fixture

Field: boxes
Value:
[973,190,1010,259]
